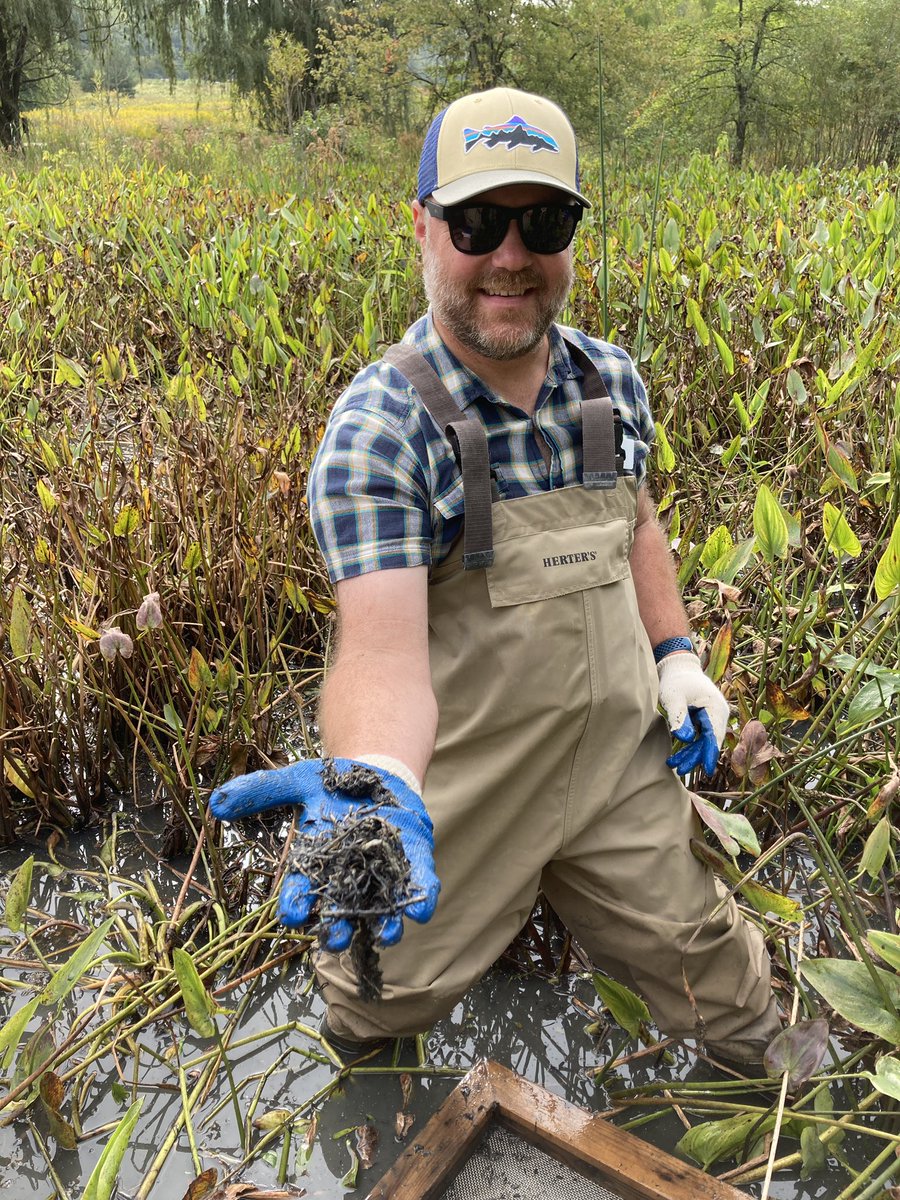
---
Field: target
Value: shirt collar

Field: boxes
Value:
[403,312,579,410]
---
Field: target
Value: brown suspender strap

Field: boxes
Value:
[383,344,495,569]
[561,338,619,490]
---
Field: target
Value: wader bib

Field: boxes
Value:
[317,338,776,1051]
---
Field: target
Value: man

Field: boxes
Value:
[212,88,780,1064]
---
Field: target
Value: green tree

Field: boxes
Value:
[0,1,184,149]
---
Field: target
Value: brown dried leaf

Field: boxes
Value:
[394,1111,414,1140]
[399,1072,412,1110]
[355,1122,379,1169]
[868,771,900,821]
[39,1070,64,1112]
[730,719,781,784]
[180,1168,217,1200]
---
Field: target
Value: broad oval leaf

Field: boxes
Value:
[822,503,861,559]
[867,929,900,973]
[860,817,892,881]
[592,972,651,1039]
[763,1019,829,1087]
[4,854,34,932]
[676,1112,776,1169]
[701,525,733,570]
[753,484,789,563]
[862,1056,900,1102]
[800,959,900,1043]
[690,794,760,858]
[874,514,900,601]
[0,995,41,1071]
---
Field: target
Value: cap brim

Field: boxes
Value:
[430,169,590,208]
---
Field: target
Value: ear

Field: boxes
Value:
[412,199,427,248]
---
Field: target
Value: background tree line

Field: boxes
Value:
[1,0,897,166]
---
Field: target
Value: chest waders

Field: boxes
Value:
[317,338,779,1059]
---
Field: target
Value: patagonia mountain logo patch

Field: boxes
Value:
[463,114,560,155]
[542,551,598,568]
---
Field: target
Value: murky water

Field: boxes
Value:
[0,806,883,1198]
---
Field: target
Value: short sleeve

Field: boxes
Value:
[307,405,432,583]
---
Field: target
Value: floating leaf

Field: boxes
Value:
[172,947,216,1038]
[253,1108,293,1131]
[822,503,861,558]
[753,484,788,562]
[862,1056,900,1102]
[4,854,34,932]
[763,1019,829,1088]
[82,1099,143,1200]
[800,959,900,1042]
[677,1112,776,1169]
[800,1123,827,1180]
[874,514,900,601]
[40,917,116,1005]
[340,1140,360,1188]
[355,1123,378,1169]
[180,1168,218,1200]
[592,972,651,1039]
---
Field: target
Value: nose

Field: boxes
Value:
[489,215,532,269]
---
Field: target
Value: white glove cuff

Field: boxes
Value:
[656,649,700,680]
[356,754,423,797]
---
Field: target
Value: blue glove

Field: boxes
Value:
[209,757,440,951]
[656,651,730,779]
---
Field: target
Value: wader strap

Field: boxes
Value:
[383,344,495,569]
[561,337,622,490]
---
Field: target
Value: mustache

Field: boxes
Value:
[473,269,544,291]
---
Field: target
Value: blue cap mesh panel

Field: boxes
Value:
[418,109,447,201]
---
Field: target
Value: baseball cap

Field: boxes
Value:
[418,87,590,208]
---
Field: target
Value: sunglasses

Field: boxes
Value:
[424,198,584,256]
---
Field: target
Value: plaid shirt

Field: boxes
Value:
[308,314,656,582]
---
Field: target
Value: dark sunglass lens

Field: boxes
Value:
[450,205,509,254]
[521,205,579,253]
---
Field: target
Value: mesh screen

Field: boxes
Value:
[439,1123,625,1200]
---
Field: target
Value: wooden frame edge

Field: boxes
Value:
[365,1059,748,1200]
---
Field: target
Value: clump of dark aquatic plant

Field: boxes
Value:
[290,761,414,1002]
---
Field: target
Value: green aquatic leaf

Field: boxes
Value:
[677,1112,776,1169]
[874,514,900,601]
[862,1055,900,1102]
[822,503,861,558]
[800,959,900,1043]
[712,329,734,374]
[172,947,217,1038]
[867,930,900,973]
[592,973,651,1039]
[4,854,34,932]
[700,525,733,570]
[859,817,892,881]
[689,794,760,858]
[0,996,41,1071]
[39,917,116,1006]
[82,1099,142,1200]
[341,1140,360,1187]
[753,484,788,562]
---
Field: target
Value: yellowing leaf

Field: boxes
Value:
[9,587,34,660]
[822,503,861,558]
[113,506,140,537]
[826,444,859,492]
[654,422,675,473]
[4,756,35,800]
[36,479,58,513]
[187,648,214,692]
[4,854,33,932]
